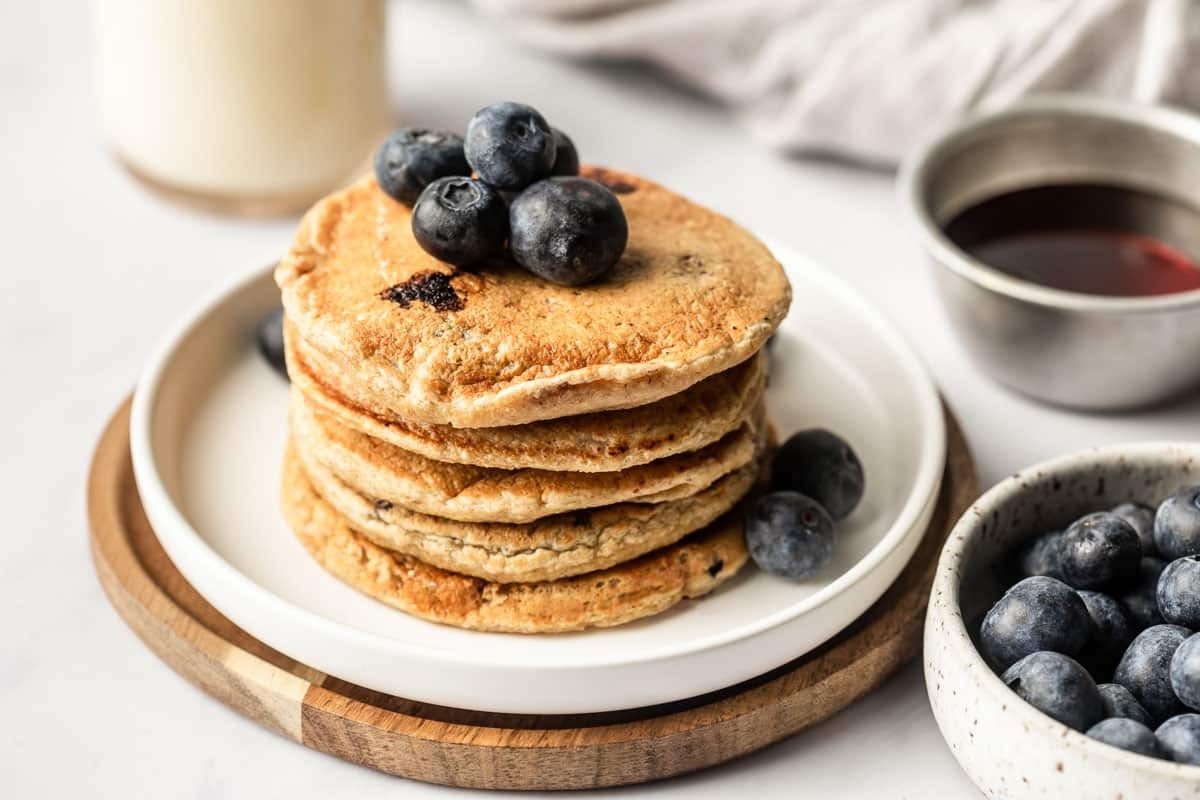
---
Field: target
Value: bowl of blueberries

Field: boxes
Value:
[925,442,1200,799]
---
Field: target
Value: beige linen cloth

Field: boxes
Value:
[471,0,1200,165]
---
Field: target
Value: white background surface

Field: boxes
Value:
[4,1,1199,797]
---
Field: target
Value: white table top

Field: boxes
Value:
[6,1,1199,797]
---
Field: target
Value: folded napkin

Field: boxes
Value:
[471,0,1200,165]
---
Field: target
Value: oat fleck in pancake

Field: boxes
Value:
[281,445,750,632]
[276,166,791,428]
[290,386,764,524]
[286,326,766,472]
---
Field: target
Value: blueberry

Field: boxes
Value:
[1017,530,1065,580]
[508,177,628,285]
[1086,718,1165,758]
[410,177,508,267]
[1156,714,1200,764]
[1114,624,1192,722]
[979,576,1091,671]
[1118,556,1168,630]
[1098,683,1154,726]
[770,430,865,521]
[1001,651,1104,732]
[1158,556,1200,628]
[1078,590,1137,679]
[256,307,288,379]
[1170,632,1200,710]
[549,128,580,176]
[374,128,469,206]
[745,491,836,580]
[1155,486,1200,560]
[1112,502,1157,557]
[1059,512,1141,590]
[464,102,556,190]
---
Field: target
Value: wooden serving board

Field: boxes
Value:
[88,399,976,791]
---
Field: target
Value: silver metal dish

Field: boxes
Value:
[901,94,1200,410]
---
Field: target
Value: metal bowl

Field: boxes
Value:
[901,95,1200,410]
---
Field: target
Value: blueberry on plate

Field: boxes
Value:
[1118,556,1168,630]
[1077,590,1138,679]
[549,128,580,176]
[1097,683,1154,726]
[745,491,836,580]
[1155,486,1200,560]
[1086,718,1165,758]
[256,307,288,379]
[1112,502,1157,557]
[411,177,508,267]
[1059,512,1141,590]
[1156,714,1200,765]
[1158,556,1200,628]
[771,429,865,521]
[979,576,1091,671]
[464,102,556,190]
[374,128,469,206]
[1001,651,1104,732]
[509,177,628,285]
[1113,624,1192,723]
[1170,632,1200,711]
[1016,530,1065,581]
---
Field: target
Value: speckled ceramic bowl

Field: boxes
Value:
[926,443,1200,799]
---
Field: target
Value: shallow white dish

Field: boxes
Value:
[130,242,945,714]
[926,443,1200,799]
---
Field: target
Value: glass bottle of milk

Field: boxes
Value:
[93,0,390,215]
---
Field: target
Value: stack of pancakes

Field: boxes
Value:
[276,166,791,633]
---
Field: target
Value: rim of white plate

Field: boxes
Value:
[130,240,946,671]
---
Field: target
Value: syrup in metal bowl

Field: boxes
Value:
[943,183,1200,298]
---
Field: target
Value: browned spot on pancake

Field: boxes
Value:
[381,272,464,311]
[707,559,725,577]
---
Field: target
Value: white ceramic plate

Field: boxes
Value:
[130,243,945,714]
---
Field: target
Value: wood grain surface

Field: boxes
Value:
[88,399,976,790]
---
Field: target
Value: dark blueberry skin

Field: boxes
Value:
[549,128,580,176]
[745,491,836,580]
[1078,590,1137,679]
[1156,486,1200,560]
[1158,556,1200,628]
[1119,556,1168,630]
[410,177,508,267]
[1114,624,1193,722]
[980,576,1091,671]
[374,128,469,206]
[771,429,865,521]
[1170,632,1200,711]
[1086,718,1165,757]
[1097,683,1155,726]
[256,307,288,379]
[509,177,628,285]
[1017,530,1065,581]
[1156,714,1200,764]
[1002,651,1104,732]
[1059,512,1141,590]
[1112,502,1157,557]
[464,102,556,190]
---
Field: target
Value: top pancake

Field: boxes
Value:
[276,166,791,428]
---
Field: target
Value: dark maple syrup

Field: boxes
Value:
[943,184,1200,297]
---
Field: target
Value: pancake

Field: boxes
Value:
[295,432,762,583]
[287,326,766,472]
[282,444,750,632]
[276,165,791,429]
[291,386,764,524]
